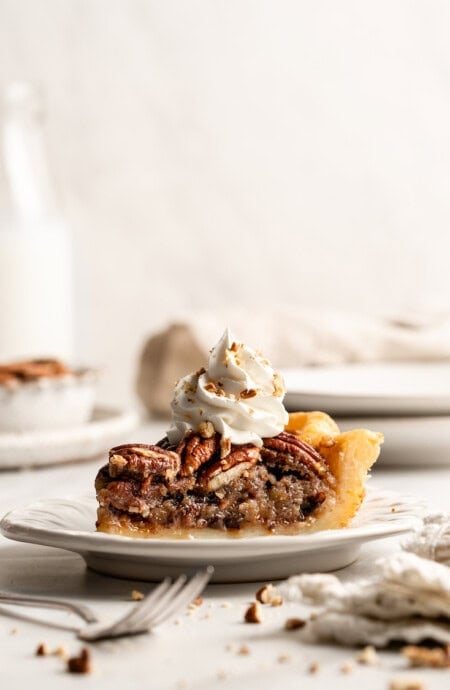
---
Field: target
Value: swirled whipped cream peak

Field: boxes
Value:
[167,328,288,450]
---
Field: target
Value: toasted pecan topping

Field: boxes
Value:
[180,434,218,476]
[109,444,180,481]
[261,431,328,476]
[200,445,260,491]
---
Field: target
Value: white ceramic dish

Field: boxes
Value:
[338,414,450,466]
[0,406,138,469]
[0,490,421,583]
[281,363,450,416]
[0,368,97,433]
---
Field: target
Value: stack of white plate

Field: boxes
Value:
[281,363,450,466]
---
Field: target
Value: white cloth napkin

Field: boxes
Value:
[403,514,450,566]
[136,308,450,416]
[279,541,450,647]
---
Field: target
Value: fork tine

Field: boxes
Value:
[97,577,172,637]
[115,575,187,633]
[78,577,173,641]
[144,567,213,629]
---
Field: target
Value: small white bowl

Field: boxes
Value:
[0,368,97,433]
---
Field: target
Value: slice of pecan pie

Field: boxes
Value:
[95,330,382,537]
[95,412,382,537]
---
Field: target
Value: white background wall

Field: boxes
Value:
[1,0,450,403]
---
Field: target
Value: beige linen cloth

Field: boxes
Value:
[136,308,450,417]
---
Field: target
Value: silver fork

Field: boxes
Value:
[0,567,213,641]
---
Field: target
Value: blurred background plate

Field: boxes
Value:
[282,363,450,416]
[0,407,138,470]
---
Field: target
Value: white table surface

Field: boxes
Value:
[1,420,450,689]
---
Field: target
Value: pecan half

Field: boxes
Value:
[261,432,327,477]
[108,444,180,481]
[179,434,218,476]
[200,445,260,491]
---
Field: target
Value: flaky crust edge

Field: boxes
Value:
[286,411,383,530]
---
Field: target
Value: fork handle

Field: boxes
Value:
[0,592,98,624]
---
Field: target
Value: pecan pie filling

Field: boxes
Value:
[95,431,335,536]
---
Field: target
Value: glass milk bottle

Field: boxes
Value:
[0,83,73,361]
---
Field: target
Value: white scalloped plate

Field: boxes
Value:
[0,490,422,583]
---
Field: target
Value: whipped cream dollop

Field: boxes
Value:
[167,329,288,448]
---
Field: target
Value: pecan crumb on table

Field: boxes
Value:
[67,648,92,674]
[131,589,144,601]
[244,601,262,624]
[402,644,450,668]
[340,661,354,674]
[284,617,306,631]
[255,584,283,606]
[35,643,49,656]
[357,645,380,665]
[389,678,424,690]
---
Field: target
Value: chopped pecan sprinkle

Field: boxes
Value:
[131,589,144,601]
[67,648,92,674]
[308,662,320,674]
[198,421,215,439]
[244,602,262,623]
[220,437,232,459]
[272,372,284,397]
[240,389,257,399]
